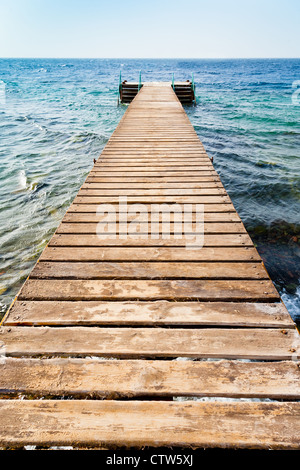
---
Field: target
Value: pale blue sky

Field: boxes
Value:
[0,0,299,58]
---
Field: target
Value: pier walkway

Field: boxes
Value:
[0,83,299,449]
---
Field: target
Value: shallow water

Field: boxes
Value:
[0,58,299,324]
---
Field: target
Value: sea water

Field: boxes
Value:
[0,58,299,324]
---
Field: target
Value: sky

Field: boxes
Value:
[0,0,299,58]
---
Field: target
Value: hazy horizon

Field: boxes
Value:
[1,57,300,60]
[0,0,299,59]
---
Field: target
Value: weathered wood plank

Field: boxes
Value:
[94,162,213,167]
[56,222,247,234]
[0,326,298,359]
[18,279,279,301]
[0,400,299,449]
[49,233,253,247]
[99,151,209,155]
[96,157,211,162]
[82,182,224,188]
[103,146,208,151]
[95,157,212,161]
[68,203,236,213]
[1,358,299,398]
[86,171,218,177]
[77,188,227,196]
[74,195,230,204]
[40,246,261,262]
[86,176,221,183]
[106,139,206,146]
[5,301,294,327]
[108,137,201,141]
[90,166,216,171]
[91,166,214,173]
[62,211,242,225]
[29,261,266,280]
[63,211,242,223]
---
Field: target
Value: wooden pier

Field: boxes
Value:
[0,83,299,450]
[120,80,196,104]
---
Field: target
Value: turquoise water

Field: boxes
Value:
[0,58,299,323]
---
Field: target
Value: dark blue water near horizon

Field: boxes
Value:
[0,58,299,323]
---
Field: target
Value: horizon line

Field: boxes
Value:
[1,57,300,60]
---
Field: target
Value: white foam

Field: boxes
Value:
[281,285,300,323]
[18,169,27,190]
[173,396,278,402]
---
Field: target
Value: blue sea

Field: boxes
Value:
[0,58,300,324]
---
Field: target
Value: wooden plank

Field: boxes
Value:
[56,222,247,234]
[0,400,299,449]
[100,149,208,153]
[1,358,299,398]
[77,188,227,196]
[86,171,218,177]
[98,153,210,157]
[93,165,214,171]
[86,177,221,183]
[48,233,253,247]
[91,168,215,173]
[103,145,207,149]
[102,139,206,146]
[29,261,266,280]
[96,157,211,162]
[108,141,202,144]
[103,141,202,144]
[74,196,230,204]
[109,136,201,138]
[18,279,279,301]
[91,166,215,171]
[63,212,242,223]
[105,138,202,140]
[98,153,208,156]
[82,182,224,189]
[98,157,210,161]
[40,246,261,262]
[68,203,236,213]
[0,326,298,359]
[82,182,223,188]
[5,301,294,328]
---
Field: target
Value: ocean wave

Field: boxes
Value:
[281,286,300,322]
[247,220,300,242]
[72,131,109,145]
[246,220,300,322]
[13,114,47,133]
[87,91,103,96]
